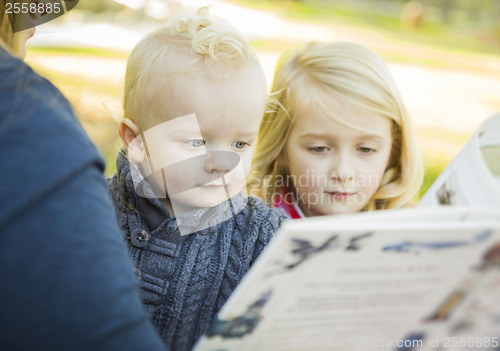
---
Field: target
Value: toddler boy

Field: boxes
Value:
[109,10,287,351]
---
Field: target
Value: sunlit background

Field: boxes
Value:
[25,0,500,197]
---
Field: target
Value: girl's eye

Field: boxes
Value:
[358,147,375,154]
[186,139,205,148]
[232,141,249,150]
[308,146,329,154]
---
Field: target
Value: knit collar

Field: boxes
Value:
[115,149,170,222]
[115,149,247,236]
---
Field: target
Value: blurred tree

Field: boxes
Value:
[440,0,452,23]
[402,1,425,29]
[491,0,500,22]
[76,0,125,13]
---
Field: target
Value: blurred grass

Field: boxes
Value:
[230,0,500,57]
[27,48,123,177]
[251,37,454,68]
[419,161,443,199]
[28,45,128,58]
[26,0,495,197]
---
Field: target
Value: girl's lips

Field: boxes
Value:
[326,191,355,199]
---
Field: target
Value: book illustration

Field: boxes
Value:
[425,241,500,322]
[382,229,492,253]
[345,231,373,251]
[447,269,500,334]
[205,290,272,339]
[436,174,458,205]
[287,235,339,269]
[434,172,468,206]
[267,232,372,277]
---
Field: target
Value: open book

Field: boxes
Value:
[194,114,500,351]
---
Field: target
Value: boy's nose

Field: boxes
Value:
[205,151,239,176]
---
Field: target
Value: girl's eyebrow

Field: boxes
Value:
[298,132,386,141]
[298,132,332,139]
[355,133,386,141]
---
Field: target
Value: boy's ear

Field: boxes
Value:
[119,118,145,163]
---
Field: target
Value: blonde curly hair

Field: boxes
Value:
[248,41,423,211]
[123,8,258,130]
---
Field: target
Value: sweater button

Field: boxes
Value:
[129,229,149,248]
[166,221,177,230]
[124,193,136,210]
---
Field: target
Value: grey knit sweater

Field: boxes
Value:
[109,151,288,351]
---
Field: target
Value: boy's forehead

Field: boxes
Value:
[141,61,266,130]
[142,113,201,139]
[142,111,259,141]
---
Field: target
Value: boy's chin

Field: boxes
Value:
[170,191,239,213]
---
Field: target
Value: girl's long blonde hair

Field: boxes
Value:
[248,41,423,211]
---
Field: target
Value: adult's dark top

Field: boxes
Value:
[0,47,167,351]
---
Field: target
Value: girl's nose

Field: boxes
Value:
[329,153,354,183]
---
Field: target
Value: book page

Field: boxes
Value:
[195,215,500,351]
[411,266,500,351]
[418,113,500,208]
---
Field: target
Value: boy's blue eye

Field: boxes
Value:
[232,141,248,149]
[186,139,205,148]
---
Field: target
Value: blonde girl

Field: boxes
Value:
[248,41,423,217]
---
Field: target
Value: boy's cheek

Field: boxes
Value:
[241,152,254,176]
[149,144,205,172]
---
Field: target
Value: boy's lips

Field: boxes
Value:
[202,182,226,188]
[201,177,229,188]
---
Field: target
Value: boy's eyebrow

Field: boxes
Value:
[200,130,259,139]
[238,132,258,139]
[173,129,203,136]
[166,124,202,135]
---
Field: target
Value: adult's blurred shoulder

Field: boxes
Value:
[0,46,104,226]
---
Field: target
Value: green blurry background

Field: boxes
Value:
[25,0,500,199]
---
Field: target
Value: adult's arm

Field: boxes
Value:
[0,48,167,350]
